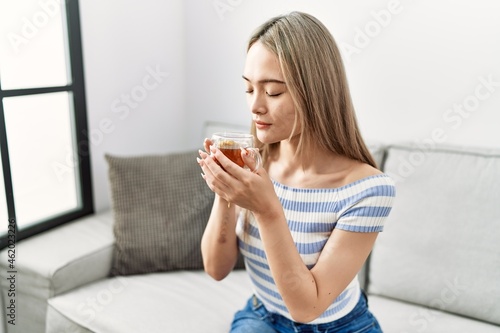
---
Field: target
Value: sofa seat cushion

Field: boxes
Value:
[46,270,252,333]
[369,295,500,333]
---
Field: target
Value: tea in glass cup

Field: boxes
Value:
[211,132,262,171]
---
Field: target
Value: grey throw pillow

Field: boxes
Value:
[105,151,214,276]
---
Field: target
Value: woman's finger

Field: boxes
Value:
[199,149,233,194]
[240,148,258,172]
[203,138,213,153]
[209,146,250,181]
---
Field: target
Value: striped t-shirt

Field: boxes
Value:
[236,174,396,324]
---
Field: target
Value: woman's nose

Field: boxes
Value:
[249,92,267,115]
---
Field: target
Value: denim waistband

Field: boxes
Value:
[252,290,369,331]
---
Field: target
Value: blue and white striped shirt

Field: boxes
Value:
[236,174,396,324]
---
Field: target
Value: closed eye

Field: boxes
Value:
[266,91,283,97]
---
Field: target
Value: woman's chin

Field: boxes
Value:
[255,132,275,145]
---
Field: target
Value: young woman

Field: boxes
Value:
[197,11,395,333]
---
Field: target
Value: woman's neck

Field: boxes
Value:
[267,140,359,188]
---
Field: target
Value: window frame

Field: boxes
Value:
[0,0,93,249]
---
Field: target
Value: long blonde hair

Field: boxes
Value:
[248,11,376,168]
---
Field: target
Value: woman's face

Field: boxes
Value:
[243,41,299,145]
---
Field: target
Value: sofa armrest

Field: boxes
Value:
[49,210,115,295]
[0,210,115,333]
[4,210,114,295]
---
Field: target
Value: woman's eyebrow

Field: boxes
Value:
[242,75,285,85]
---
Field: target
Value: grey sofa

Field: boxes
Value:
[1,143,499,333]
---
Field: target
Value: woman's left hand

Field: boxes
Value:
[198,146,279,217]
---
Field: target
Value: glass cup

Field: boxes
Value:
[211,132,262,172]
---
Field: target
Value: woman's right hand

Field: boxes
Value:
[199,137,241,280]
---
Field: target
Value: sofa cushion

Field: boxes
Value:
[369,144,500,325]
[106,151,215,276]
[369,295,500,333]
[0,210,114,333]
[46,271,253,333]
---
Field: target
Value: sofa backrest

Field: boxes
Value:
[368,144,500,326]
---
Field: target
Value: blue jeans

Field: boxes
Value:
[230,291,382,333]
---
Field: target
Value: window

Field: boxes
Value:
[0,0,93,249]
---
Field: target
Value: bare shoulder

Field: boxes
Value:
[317,159,383,189]
[343,161,383,185]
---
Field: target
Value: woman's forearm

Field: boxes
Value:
[201,195,240,281]
[254,205,376,323]
[254,209,322,321]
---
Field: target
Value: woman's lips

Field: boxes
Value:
[255,121,271,129]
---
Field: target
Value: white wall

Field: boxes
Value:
[185,0,500,149]
[80,0,186,211]
[81,0,500,211]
